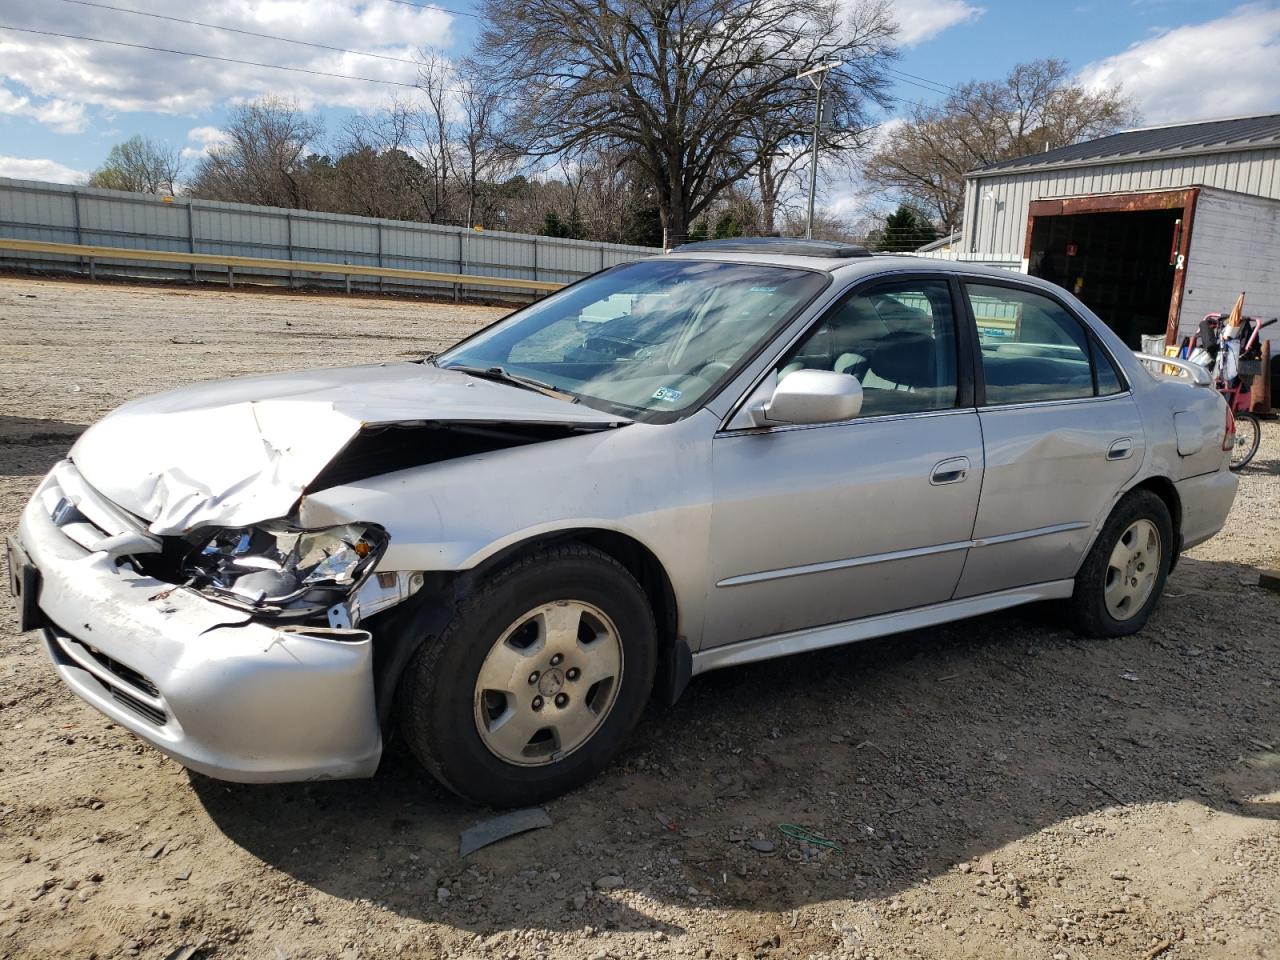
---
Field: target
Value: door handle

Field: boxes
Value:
[930,457,970,485]
[1107,438,1133,461]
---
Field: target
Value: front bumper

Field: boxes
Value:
[12,462,381,782]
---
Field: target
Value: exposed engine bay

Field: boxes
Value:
[180,520,389,619]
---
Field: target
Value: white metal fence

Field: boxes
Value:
[0,177,659,299]
[911,249,1023,270]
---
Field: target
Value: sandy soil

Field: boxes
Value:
[1,275,1277,960]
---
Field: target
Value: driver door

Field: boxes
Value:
[704,277,984,648]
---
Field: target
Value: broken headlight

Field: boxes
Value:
[183,521,388,617]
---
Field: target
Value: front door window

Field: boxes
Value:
[776,279,960,417]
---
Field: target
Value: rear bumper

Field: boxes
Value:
[14,464,381,782]
[1175,467,1238,552]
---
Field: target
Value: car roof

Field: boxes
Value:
[659,249,1042,286]
[674,237,873,258]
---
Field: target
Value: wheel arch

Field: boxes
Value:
[371,526,690,729]
[1074,473,1185,581]
[1127,474,1183,566]
[471,527,690,705]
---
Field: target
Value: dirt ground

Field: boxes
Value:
[1,274,1278,960]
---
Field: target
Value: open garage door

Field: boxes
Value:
[1024,189,1197,349]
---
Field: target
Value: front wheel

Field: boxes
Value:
[1230,412,1261,471]
[396,544,657,806]
[1069,490,1173,638]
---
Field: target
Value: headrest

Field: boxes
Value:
[869,331,936,388]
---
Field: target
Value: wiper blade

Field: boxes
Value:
[443,364,579,403]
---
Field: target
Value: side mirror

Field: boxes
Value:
[749,369,863,426]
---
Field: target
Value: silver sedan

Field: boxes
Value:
[9,238,1238,805]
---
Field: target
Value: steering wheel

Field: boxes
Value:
[693,360,733,381]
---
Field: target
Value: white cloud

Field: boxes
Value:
[864,116,908,154]
[0,1,455,130]
[180,125,234,162]
[889,0,984,46]
[0,85,87,133]
[0,155,87,183]
[1079,4,1280,124]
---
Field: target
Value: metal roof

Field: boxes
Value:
[915,231,960,252]
[674,237,872,258]
[972,112,1280,177]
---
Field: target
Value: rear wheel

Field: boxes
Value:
[396,544,657,806]
[1069,490,1173,638]
[1230,412,1261,471]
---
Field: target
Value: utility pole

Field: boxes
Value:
[799,61,841,239]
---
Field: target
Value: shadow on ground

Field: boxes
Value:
[1240,443,1280,477]
[0,417,84,476]
[191,554,1280,935]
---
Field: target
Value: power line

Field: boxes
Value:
[378,0,483,19]
[1,17,952,123]
[56,0,958,97]
[53,0,423,66]
[0,23,421,87]
[883,72,954,103]
[888,67,958,95]
[887,74,951,98]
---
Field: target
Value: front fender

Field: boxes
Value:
[298,412,716,651]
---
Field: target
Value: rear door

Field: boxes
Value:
[704,276,984,647]
[955,280,1145,598]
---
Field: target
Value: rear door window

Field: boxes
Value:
[965,283,1113,405]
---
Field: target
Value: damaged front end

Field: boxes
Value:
[16,459,386,781]
[14,362,632,783]
[177,521,393,627]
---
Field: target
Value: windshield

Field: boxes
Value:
[435,258,828,420]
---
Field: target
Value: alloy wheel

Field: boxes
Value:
[1103,519,1161,621]
[473,600,624,766]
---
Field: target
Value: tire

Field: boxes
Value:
[1229,412,1261,471]
[1069,489,1173,638]
[396,544,657,806]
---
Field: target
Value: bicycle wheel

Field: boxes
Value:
[1230,412,1261,471]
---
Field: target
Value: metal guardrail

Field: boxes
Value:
[0,237,566,294]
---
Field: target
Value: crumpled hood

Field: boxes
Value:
[70,362,626,535]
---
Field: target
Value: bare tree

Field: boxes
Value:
[188,97,322,208]
[343,103,444,221]
[452,65,514,228]
[409,53,459,223]
[342,53,514,227]
[86,135,182,194]
[574,147,636,242]
[751,138,809,235]
[864,59,1139,231]
[474,0,897,246]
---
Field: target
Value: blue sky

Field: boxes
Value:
[1,0,1278,209]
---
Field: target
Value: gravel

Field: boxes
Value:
[0,275,1277,960]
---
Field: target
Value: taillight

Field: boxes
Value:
[1222,404,1236,451]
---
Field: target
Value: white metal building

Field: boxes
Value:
[958,113,1280,347]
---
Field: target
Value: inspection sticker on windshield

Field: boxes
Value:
[748,286,777,293]
[652,386,683,403]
